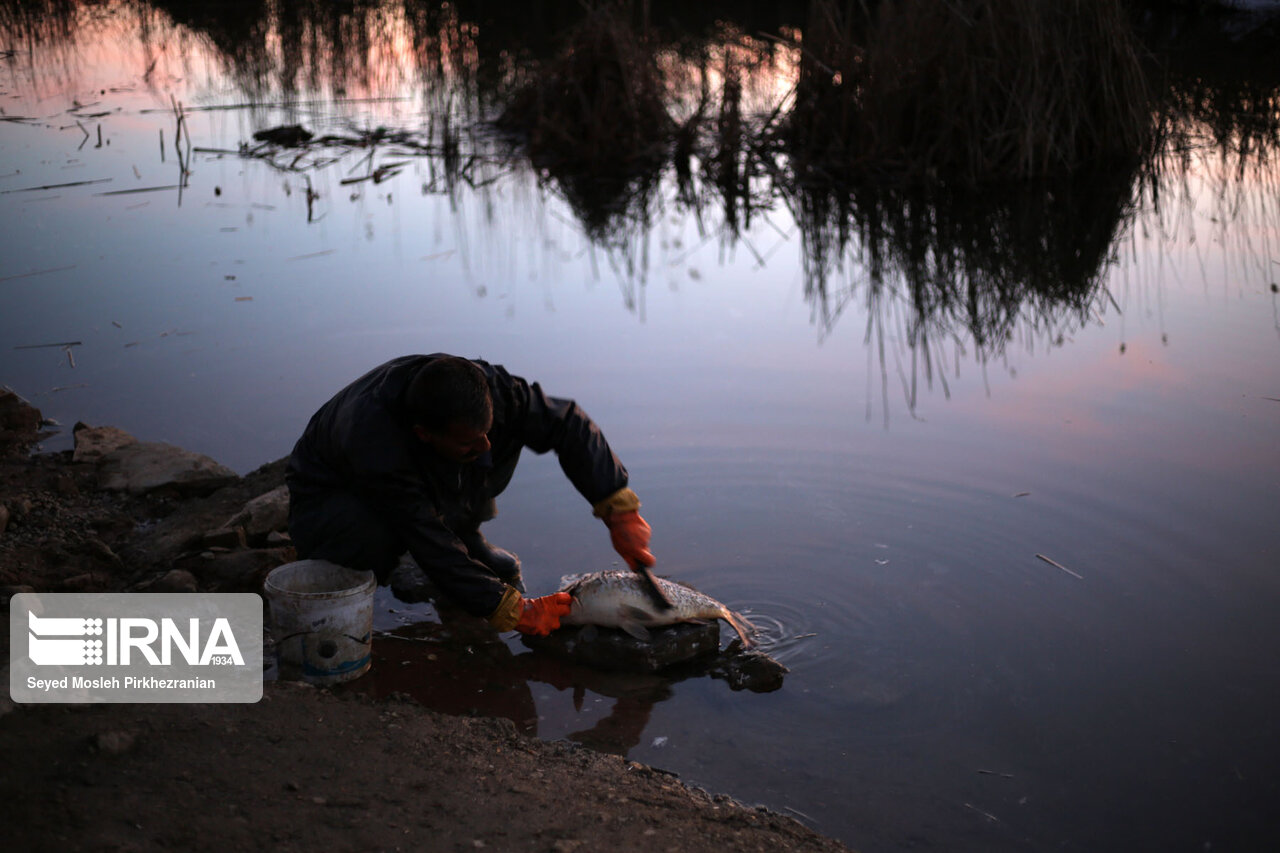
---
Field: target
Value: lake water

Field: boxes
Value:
[3,3,1279,850]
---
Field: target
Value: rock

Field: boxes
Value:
[225,485,290,542]
[181,547,292,592]
[389,558,435,603]
[253,124,313,146]
[0,387,42,454]
[1,585,36,601]
[0,503,8,537]
[51,473,79,496]
[146,569,200,593]
[708,649,789,693]
[203,527,247,549]
[85,537,123,567]
[522,622,722,673]
[10,496,33,519]
[94,730,137,755]
[266,530,292,546]
[72,423,138,463]
[57,573,104,592]
[97,441,238,496]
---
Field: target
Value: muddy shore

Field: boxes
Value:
[0,389,852,852]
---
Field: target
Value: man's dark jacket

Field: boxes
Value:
[285,354,629,618]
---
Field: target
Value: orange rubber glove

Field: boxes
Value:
[514,592,573,636]
[603,510,655,570]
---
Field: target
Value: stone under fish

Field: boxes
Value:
[558,570,755,648]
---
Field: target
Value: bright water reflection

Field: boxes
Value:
[2,2,1279,851]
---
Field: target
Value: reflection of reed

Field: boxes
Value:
[1144,14,1280,281]
[496,6,672,244]
[794,173,1136,349]
[797,172,1143,419]
[1152,12,1280,176]
[4,0,1277,368]
[778,0,1158,333]
[0,0,76,46]
[787,0,1155,185]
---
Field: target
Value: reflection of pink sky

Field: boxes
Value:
[6,2,450,109]
[956,335,1277,477]
[656,26,799,120]
[8,4,804,129]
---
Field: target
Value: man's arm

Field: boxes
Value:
[492,366,629,505]
[489,364,655,569]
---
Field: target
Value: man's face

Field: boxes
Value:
[415,418,492,463]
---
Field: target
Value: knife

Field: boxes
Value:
[636,561,674,611]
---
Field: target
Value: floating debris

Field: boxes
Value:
[0,178,111,194]
[1036,553,1083,580]
[14,340,82,349]
[95,185,180,196]
[253,125,314,147]
[0,265,77,283]
[964,803,1001,823]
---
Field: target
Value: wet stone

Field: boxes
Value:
[708,650,789,693]
[203,527,247,549]
[389,558,435,603]
[180,547,292,592]
[0,387,42,453]
[97,441,238,496]
[522,622,721,673]
[225,485,289,542]
[72,423,138,464]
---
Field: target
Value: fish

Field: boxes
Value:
[558,570,755,648]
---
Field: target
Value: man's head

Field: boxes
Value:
[406,356,493,463]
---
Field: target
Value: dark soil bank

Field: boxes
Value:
[0,389,853,852]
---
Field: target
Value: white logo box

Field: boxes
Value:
[10,593,263,703]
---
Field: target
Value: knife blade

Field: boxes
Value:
[637,562,674,611]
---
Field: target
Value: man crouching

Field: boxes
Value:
[285,353,655,636]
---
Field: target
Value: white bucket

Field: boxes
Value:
[264,560,376,685]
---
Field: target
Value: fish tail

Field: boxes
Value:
[722,609,756,649]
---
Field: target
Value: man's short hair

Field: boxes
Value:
[405,356,493,432]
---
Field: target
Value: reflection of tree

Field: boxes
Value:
[770,0,1158,371]
[0,0,77,47]
[785,172,1142,418]
[793,171,1138,348]
[496,7,672,245]
[1142,12,1280,282]
[4,0,1277,379]
[1146,7,1280,174]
